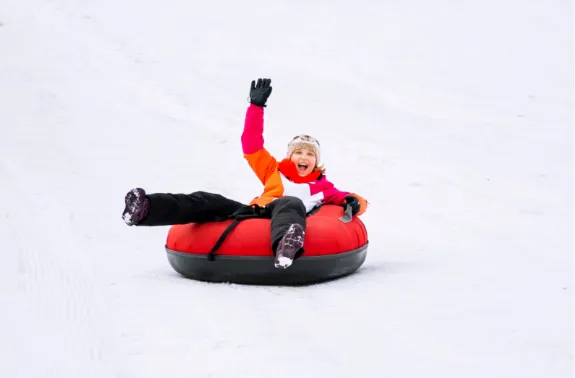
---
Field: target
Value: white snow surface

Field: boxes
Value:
[1,0,573,377]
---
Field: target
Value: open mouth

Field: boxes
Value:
[297,163,309,171]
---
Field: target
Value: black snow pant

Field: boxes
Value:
[139,191,307,254]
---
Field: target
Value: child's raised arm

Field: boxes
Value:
[241,79,277,185]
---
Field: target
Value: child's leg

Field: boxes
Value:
[266,196,307,268]
[124,188,245,226]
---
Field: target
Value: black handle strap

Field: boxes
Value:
[207,204,268,261]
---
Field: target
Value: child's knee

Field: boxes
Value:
[278,196,306,212]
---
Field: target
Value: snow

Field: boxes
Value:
[0,0,572,377]
[275,256,293,269]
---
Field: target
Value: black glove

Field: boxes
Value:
[249,78,272,107]
[342,195,361,216]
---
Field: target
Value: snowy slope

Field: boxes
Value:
[1,0,572,377]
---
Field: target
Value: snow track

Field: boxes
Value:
[1,0,572,377]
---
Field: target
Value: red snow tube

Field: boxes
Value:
[165,205,369,285]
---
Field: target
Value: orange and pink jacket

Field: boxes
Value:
[241,104,367,215]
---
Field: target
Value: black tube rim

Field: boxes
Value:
[165,242,368,261]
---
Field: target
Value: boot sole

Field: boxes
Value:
[122,189,145,225]
[274,224,305,268]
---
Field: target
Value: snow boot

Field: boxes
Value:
[122,188,150,226]
[274,223,305,269]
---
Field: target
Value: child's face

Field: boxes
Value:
[290,148,317,176]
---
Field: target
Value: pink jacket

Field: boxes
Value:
[241,104,367,214]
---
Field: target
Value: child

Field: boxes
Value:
[122,78,368,269]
